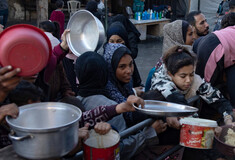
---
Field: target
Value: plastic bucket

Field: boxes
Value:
[179,117,218,149]
[83,129,120,160]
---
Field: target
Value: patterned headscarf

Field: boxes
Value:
[162,20,192,54]
[103,43,134,103]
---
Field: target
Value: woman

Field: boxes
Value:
[75,51,167,160]
[49,0,65,37]
[145,20,194,92]
[103,43,148,127]
[106,21,142,87]
[103,43,139,103]
[162,20,193,54]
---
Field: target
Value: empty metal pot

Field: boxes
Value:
[66,10,105,56]
[6,102,82,159]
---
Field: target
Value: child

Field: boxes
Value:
[150,45,234,160]
[8,80,44,106]
[150,46,234,128]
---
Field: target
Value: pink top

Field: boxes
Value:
[44,44,67,82]
[50,10,65,37]
[204,26,235,82]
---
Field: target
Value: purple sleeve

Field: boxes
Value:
[44,44,67,82]
[79,105,117,128]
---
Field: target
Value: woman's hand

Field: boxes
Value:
[115,95,145,113]
[151,119,167,134]
[0,103,19,123]
[60,29,70,51]
[94,122,111,135]
[166,117,181,129]
[0,66,21,102]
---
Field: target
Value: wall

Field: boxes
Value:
[8,0,37,21]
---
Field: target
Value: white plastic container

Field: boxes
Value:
[180,117,218,149]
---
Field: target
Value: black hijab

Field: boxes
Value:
[86,1,101,20]
[75,51,108,97]
[107,22,129,48]
[111,14,140,40]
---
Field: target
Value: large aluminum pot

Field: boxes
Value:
[6,102,82,159]
[66,10,105,57]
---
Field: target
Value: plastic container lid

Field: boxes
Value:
[180,117,218,127]
[0,24,52,76]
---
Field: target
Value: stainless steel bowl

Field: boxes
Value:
[6,102,82,159]
[66,10,105,56]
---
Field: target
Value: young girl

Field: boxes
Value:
[145,20,193,92]
[150,46,234,128]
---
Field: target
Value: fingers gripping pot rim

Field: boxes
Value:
[83,129,120,160]
[179,117,218,149]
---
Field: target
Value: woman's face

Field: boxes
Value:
[168,65,194,91]
[116,54,134,83]
[185,25,194,45]
[108,35,125,44]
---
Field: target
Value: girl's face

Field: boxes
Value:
[168,65,194,91]
[185,25,194,45]
[116,54,134,83]
[108,35,125,44]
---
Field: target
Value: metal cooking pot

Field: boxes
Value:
[6,102,82,159]
[66,10,105,56]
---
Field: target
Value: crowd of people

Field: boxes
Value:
[0,0,235,159]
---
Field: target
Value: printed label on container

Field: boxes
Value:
[180,124,215,149]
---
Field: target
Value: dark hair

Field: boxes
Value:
[221,12,235,29]
[55,0,64,8]
[186,11,202,26]
[229,0,235,10]
[8,80,44,106]
[163,46,196,75]
[39,20,60,39]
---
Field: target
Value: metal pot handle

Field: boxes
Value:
[8,132,33,141]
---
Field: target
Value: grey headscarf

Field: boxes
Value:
[162,20,192,55]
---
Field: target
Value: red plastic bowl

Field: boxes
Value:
[0,24,52,76]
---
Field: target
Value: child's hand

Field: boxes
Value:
[60,29,70,51]
[0,103,19,123]
[151,119,167,134]
[68,123,89,156]
[79,123,89,141]
[214,127,222,137]
[116,95,145,113]
[94,122,111,135]
[166,117,181,129]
